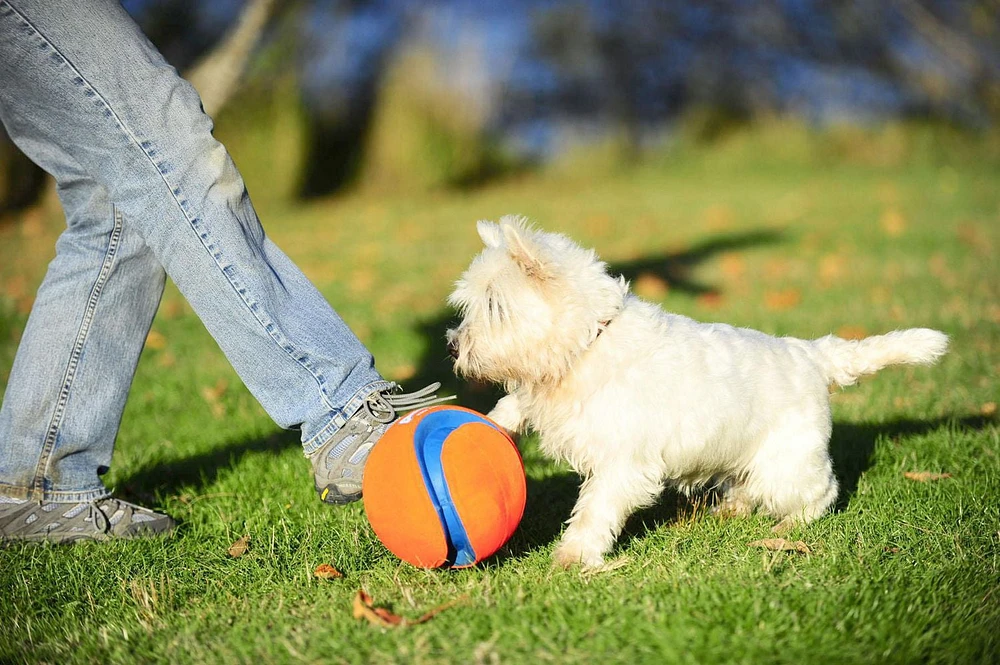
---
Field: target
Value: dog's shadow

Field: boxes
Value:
[493,414,994,562]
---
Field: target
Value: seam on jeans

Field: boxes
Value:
[0,480,111,503]
[2,0,341,414]
[31,207,124,492]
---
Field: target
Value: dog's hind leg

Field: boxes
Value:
[552,468,662,569]
[741,425,839,533]
[712,478,756,518]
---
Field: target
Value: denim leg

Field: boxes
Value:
[0,173,165,502]
[0,0,388,498]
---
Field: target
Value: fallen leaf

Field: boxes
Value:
[227,535,250,558]
[200,379,228,403]
[17,297,34,316]
[836,325,868,341]
[390,364,417,381]
[349,268,376,296]
[2,274,26,300]
[579,556,631,577]
[748,538,811,554]
[352,590,466,628]
[880,209,906,237]
[703,204,735,230]
[584,213,612,235]
[314,564,343,580]
[957,222,990,254]
[634,273,670,300]
[145,330,167,350]
[904,471,952,482]
[201,379,229,418]
[981,402,997,417]
[818,254,845,285]
[764,289,801,311]
[696,291,724,309]
[719,253,745,279]
[160,299,186,320]
[764,258,790,280]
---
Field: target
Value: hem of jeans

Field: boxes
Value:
[0,481,111,503]
[301,379,396,457]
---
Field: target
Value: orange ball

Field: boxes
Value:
[362,405,526,568]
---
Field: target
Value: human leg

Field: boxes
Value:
[0,175,165,502]
[0,0,440,517]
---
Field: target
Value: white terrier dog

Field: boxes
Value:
[446,216,948,569]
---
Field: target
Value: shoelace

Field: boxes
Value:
[363,382,455,423]
[87,499,112,534]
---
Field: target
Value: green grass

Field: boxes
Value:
[1,124,998,664]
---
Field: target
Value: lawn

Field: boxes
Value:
[1,124,998,664]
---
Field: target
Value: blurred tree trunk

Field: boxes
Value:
[185,0,279,117]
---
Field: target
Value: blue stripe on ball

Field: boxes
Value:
[414,410,501,567]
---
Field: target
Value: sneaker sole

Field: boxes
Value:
[318,484,361,505]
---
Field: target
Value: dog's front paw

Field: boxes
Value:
[552,539,606,570]
[487,395,524,437]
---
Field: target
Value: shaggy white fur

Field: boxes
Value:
[446,216,949,569]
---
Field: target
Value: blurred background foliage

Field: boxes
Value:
[1,0,999,213]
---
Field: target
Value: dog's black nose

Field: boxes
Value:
[447,338,459,359]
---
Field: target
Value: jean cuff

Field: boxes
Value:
[0,481,112,503]
[301,379,397,457]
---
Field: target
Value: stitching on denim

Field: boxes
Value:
[31,207,124,492]
[2,0,341,414]
[0,480,110,503]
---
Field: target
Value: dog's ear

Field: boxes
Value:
[501,220,547,278]
[477,220,502,248]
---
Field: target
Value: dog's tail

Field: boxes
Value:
[808,328,948,388]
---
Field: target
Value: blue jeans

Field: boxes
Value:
[0,0,391,502]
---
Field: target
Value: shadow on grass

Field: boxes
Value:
[491,414,995,562]
[115,429,301,504]
[827,414,994,511]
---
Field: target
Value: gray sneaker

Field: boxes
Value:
[0,497,175,544]
[311,382,451,504]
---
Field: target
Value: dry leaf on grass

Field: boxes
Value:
[836,325,868,341]
[981,402,997,417]
[748,538,811,554]
[720,253,745,280]
[579,556,631,577]
[314,564,343,580]
[904,471,952,482]
[200,379,228,404]
[880,209,906,237]
[201,379,229,418]
[352,590,466,628]
[227,535,250,558]
[696,292,724,310]
[144,330,167,350]
[634,273,670,300]
[764,289,801,311]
